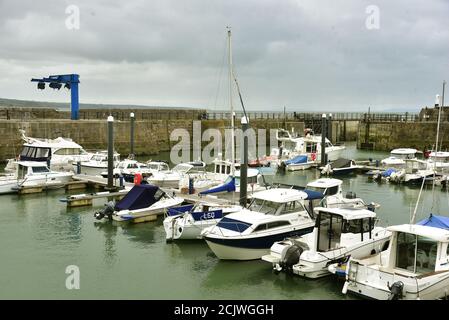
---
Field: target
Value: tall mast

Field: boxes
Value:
[435,81,445,153]
[227,27,235,174]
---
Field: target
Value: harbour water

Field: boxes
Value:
[1,142,449,299]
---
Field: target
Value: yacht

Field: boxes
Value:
[262,207,390,278]
[427,151,449,173]
[163,202,242,241]
[201,188,316,260]
[94,184,184,222]
[389,159,436,184]
[146,160,170,174]
[5,130,92,172]
[74,151,120,176]
[341,216,449,300]
[320,158,360,175]
[0,161,73,194]
[381,148,419,169]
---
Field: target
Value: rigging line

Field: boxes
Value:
[213,37,228,109]
[411,175,426,224]
[232,69,249,123]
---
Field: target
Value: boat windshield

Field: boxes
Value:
[395,232,438,274]
[173,164,192,173]
[248,198,282,215]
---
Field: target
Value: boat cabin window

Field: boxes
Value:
[342,218,373,240]
[32,166,50,173]
[396,232,438,274]
[281,201,306,214]
[254,221,290,232]
[54,148,81,155]
[317,212,343,252]
[305,142,317,153]
[127,163,138,169]
[35,148,50,158]
[325,186,339,196]
[17,165,28,179]
[248,198,282,215]
[247,175,258,184]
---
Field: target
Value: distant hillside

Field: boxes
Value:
[0,98,203,111]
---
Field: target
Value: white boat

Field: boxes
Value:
[320,158,360,176]
[201,188,316,260]
[5,129,92,173]
[100,159,153,182]
[94,184,184,222]
[163,202,242,241]
[341,216,449,300]
[283,154,315,171]
[427,151,449,173]
[262,207,391,278]
[389,159,436,184]
[0,161,73,194]
[148,162,206,188]
[381,148,418,169]
[74,151,120,176]
[146,160,170,174]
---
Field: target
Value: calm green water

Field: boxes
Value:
[1,142,449,299]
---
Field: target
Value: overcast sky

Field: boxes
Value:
[0,0,448,112]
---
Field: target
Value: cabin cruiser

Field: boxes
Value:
[282,154,315,171]
[341,215,449,300]
[100,159,152,182]
[272,129,345,165]
[320,158,360,175]
[201,188,316,260]
[148,162,206,188]
[426,151,449,173]
[381,148,419,169]
[262,207,390,278]
[93,184,184,222]
[389,159,436,184]
[5,130,92,172]
[163,202,242,241]
[74,151,120,176]
[146,160,170,174]
[0,161,73,194]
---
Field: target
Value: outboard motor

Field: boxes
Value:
[387,281,404,300]
[94,201,115,220]
[367,203,376,212]
[279,244,304,273]
[345,191,356,199]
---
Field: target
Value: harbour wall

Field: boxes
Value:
[0,119,305,161]
[357,121,448,151]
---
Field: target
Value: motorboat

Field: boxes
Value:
[262,207,391,278]
[320,158,360,175]
[5,129,92,172]
[93,184,184,222]
[341,214,449,300]
[163,202,242,241]
[427,151,449,173]
[201,188,316,260]
[148,162,206,188]
[389,159,436,184]
[146,160,170,174]
[0,161,73,194]
[381,148,419,169]
[282,154,316,171]
[74,151,120,176]
[100,159,153,182]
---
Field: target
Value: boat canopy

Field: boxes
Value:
[417,214,449,231]
[284,155,308,166]
[302,189,325,200]
[167,204,195,216]
[115,184,162,211]
[382,168,396,177]
[199,177,236,195]
[329,158,352,169]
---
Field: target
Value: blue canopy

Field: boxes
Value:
[303,189,325,200]
[199,177,236,195]
[382,168,396,177]
[115,184,161,211]
[167,204,195,216]
[284,155,308,166]
[417,214,449,230]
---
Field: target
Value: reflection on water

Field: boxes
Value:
[2,143,449,299]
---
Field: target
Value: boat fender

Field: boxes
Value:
[280,245,303,273]
[387,281,404,300]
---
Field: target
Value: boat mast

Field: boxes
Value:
[435,81,445,153]
[227,27,235,175]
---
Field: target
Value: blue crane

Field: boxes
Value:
[31,74,80,120]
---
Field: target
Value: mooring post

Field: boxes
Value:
[327,113,333,144]
[130,112,135,158]
[240,116,249,207]
[107,115,114,189]
[321,113,327,166]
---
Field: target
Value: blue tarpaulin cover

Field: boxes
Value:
[167,204,195,216]
[382,168,396,177]
[115,184,161,211]
[303,189,325,200]
[199,177,236,195]
[417,214,449,230]
[284,155,308,166]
